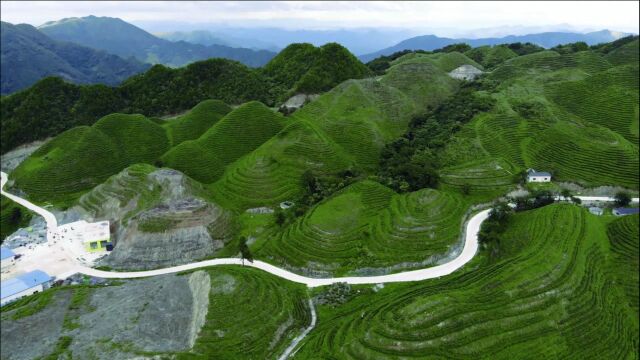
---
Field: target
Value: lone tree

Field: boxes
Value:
[614,192,632,207]
[239,236,253,266]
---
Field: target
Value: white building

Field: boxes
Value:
[526,169,552,183]
[1,270,51,306]
[1,247,16,271]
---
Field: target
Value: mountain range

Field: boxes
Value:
[38,16,277,68]
[1,21,149,95]
[359,29,631,62]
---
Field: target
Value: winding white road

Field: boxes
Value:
[2,171,638,287]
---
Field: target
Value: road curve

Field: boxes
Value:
[2,170,637,287]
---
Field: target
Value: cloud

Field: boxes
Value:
[1,1,638,34]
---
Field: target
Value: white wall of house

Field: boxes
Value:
[1,284,44,306]
[527,176,551,183]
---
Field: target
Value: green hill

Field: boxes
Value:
[464,45,518,68]
[262,42,372,96]
[10,113,169,204]
[162,101,287,183]
[296,205,639,358]
[163,99,232,147]
[439,46,639,190]
[257,181,469,275]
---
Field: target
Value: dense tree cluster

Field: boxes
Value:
[378,84,496,192]
[477,201,513,259]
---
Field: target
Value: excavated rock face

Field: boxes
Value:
[448,64,483,80]
[278,94,319,115]
[0,272,211,360]
[78,166,235,270]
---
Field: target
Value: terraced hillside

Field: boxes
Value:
[258,181,469,276]
[440,42,640,190]
[162,101,287,183]
[209,53,469,211]
[164,100,233,147]
[10,113,170,204]
[181,267,311,359]
[78,164,236,270]
[294,205,639,358]
[607,214,639,314]
[210,120,353,211]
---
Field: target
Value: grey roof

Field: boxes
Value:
[527,169,551,177]
[1,270,51,299]
[0,247,15,260]
[613,208,640,215]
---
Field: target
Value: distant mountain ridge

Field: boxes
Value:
[0,21,149,94]
[360,29,632,62]
[38,16,277,67]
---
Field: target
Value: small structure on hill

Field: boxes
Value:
[613,208,640,216]
[1,247,16,271]
[280,201,295,210]
[58,220,111,252]
[526,169,551,183]
[448,65,483,81]
[588,207,603,216]
[1,270,52,306]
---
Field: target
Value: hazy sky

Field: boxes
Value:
[1,1,638,36]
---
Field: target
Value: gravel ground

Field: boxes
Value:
[1,290,72,360]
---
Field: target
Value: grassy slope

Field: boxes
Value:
[162,101,287,184]
[294,205,639,359]
[257,180,469,275]
[10,113,170,205]
[164,99,232,147]
[209,53,468,211]
[441,44,639,190]
[178,267,310,359]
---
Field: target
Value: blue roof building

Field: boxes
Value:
[613,208,640,216]
[1,270,51,305]
[0,247,15,261]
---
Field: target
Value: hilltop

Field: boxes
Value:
[38,16,276,67]
[262,42,372,97]
[0,21,149,94]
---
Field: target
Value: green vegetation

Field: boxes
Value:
[0,196,33,241]
[137,217,180,233]
[378,83,496,192]
[2,42,371,155]
[3,288,58,320]
[262,42,371,97]
[294,205,639,358]
[1,59,272,154]
[607,214,639,313]
[178,267,310,359]
[163,99,232,147]
[163,101,287,183]
[439,39,639,190]
[10,113,169,204]
[258,181,468,275]
[464,45,518,69]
